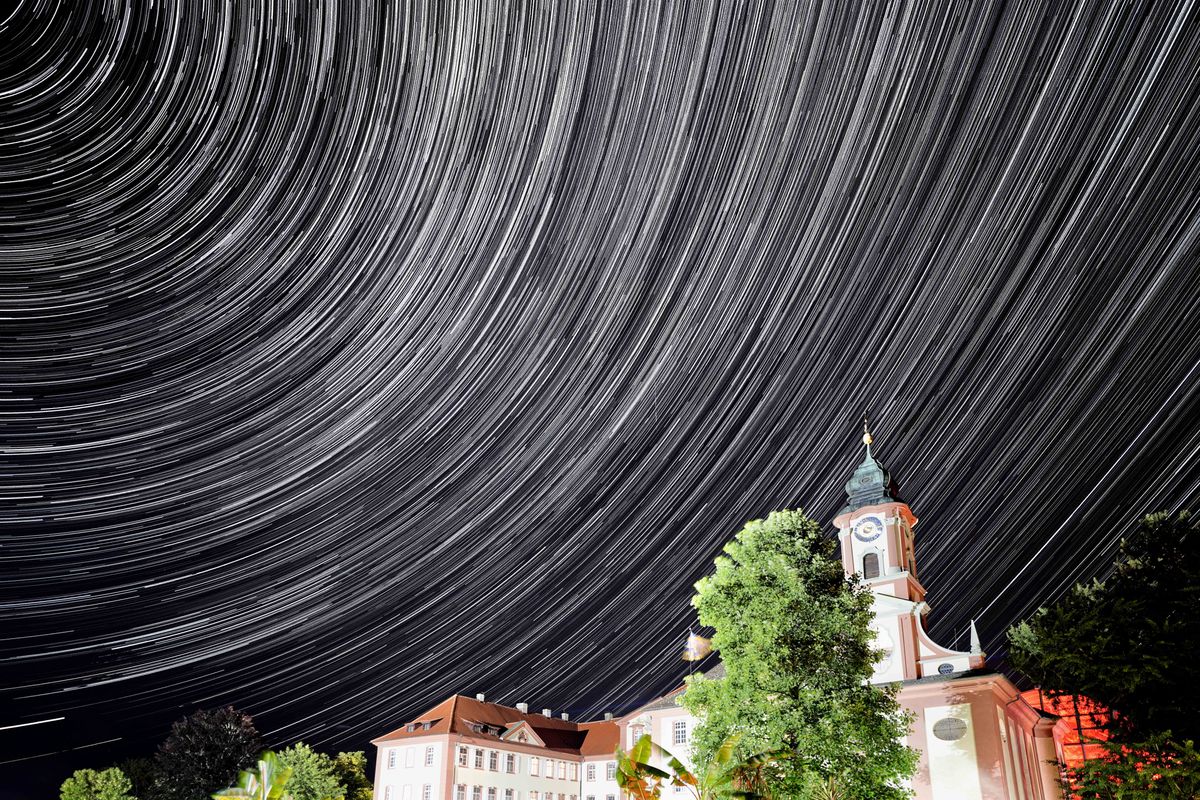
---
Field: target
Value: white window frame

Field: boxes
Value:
[387,749,397,769]
[405,747,416,768]
[458,746,469,766]
[672,720,687,746]
[425,746,435,767]
[474,749,484,769]
[586,764,595,782]
[530,756,540,777]
[605,762,616,780]
[488,750,499,771]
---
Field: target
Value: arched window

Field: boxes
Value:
[863,552,881,579]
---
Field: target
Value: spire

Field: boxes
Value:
[839,417,902,514]
[970,619,983,655]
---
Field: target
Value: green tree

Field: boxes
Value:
[330,752,373,800]
[277,743,345,800]
[1066,733,1200,799]
[681,509,917,800]
[616,732,782,799]
[60,767,136,800]
[153,706,264,800]
[1008,511,1200,797]
[213,751,292,800]
[117,757,156,799]
[1008,511,1198,740]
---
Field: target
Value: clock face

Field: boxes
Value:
[853,515,883,542]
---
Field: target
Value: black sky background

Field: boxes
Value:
[3,1,1200,798]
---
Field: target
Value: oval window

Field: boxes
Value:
[933,717,968,741]
[937,662,955,675]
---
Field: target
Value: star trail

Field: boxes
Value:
[2,0,1200,796]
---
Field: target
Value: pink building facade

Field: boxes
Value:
[829,429,1063,799]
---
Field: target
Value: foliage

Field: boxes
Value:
[615,733,672,800]
[615,732,777,799]
[213,751,293,800]
[277,743,345,800]
[59,767,137,800]
[1066,733,1200,799]
[1007,511,1198,741]
[154,706,265,800]
[117,756,157,799]
[681,509,917,799]
[330,752,373,800]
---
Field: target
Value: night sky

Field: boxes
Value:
[3,1,1200,797]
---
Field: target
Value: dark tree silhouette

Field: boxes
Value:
[151,706,263,800]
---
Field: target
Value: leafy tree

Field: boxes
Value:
[213,751,292,800]
[1065,733,1200,799]
[154,706,264,800]
[330,752,373,800]
[277,743,345,800]
[616,732,782,799]
[117,757,157,799]
[681,509,917,800]
[1008,511,1199,741]
[1008,511,1199,797]
[59,767,136,800]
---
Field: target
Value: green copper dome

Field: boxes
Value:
[839,435,902,515]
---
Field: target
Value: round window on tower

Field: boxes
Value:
[932,717,968,742]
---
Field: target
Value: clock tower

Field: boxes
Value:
[833,420,984,683]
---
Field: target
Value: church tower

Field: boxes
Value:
[832,420,984,683]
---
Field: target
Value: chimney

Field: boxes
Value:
[604,712,613,721]
[560,712,569,721]
[542,708,552,717]
[516,702,529,713]
[475,693,486,702]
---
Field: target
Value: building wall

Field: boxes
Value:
[376,736,451,800]
[580,757,619,800]
[376,736,605,800]
[620,704,695,773]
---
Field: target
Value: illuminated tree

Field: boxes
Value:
[59,768,136,800]
[330,752,373,800]
[682,509,916,799]
[277,743,344,800]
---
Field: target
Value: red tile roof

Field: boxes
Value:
[578,721,620,757]
[373,694,619,758]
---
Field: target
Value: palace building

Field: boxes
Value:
[372,429,1074,800]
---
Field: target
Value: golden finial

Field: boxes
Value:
[862,414,873,446]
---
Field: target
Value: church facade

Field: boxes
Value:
[372,432,1070,800]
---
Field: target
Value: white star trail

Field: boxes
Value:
[2,0,1199,794]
